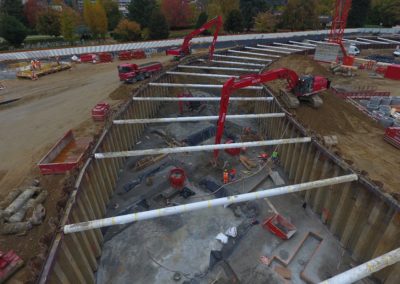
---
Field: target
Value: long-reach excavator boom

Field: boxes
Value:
[213,68,330,158]
[166,16,222,60]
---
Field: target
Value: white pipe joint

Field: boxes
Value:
[63,174,358,234]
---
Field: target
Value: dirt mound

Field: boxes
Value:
[267,55,400,194]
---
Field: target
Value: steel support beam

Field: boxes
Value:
[273,42,314,49]
[228,49,281,58]
[320,248,400,284]
[258,44,302,52]
[94,137,312,159]
[213,54,273,62]
[357,37,388,44]
[199,59,266,67]
[114,113,285,124]
[178,65,259,72]
[132,97,273,102]
[63,174,357,234]
[149,82,262,90]
[342,38,371,45]
[377,37,400,44]
[166,71,238,79]
[245,46,291,54]
[289,40,316,47]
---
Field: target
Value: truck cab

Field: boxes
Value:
[347,45,360,56]
[118,64,139,82]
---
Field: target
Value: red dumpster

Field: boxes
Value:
[132,50,146,59]
[118,51,133,60]
[80,53,97,63]
[99,52,113,63]
[92,102,110,121]
[263,214,297,240]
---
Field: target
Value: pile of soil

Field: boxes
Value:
[267,55,400,195]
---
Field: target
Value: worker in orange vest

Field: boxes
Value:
[223,169,229,184]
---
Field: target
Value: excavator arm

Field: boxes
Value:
[166,16,222,60]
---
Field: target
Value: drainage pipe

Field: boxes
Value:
[178,65,260,72]
[132,97,273,102]
[63,174,357,234]
[94,137,312,159]
[228,49,281,58]
[166,71,239,79]
[149,82,262,90]
[113,113,285,124]
[320,248,400,284]
[213,54,273,62]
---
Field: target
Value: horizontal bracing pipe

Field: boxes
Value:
[377,37,400,44]
[166,71,239,79]
[320,247,400,284]
[257,44,302,52]
[149,82,263,90]
[94,137,312,159]
[132,97,274,102]
[357,37,388,44]
[273,42,314,49]
[245,46,291,54]
[213,54,273,62]
[202,59,266,67]
[63,174,358,234]
[228,49,281,58]
[178,65,260,72]
[342,38,371,45]
[289,40,316,47]
[113,113,286,124]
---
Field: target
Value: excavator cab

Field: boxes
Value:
[295,75,314,95]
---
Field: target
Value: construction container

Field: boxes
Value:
[92,102,110,121]
[38,130,92,175]
[263,214,297,240]
[98,53,113,63]
[384,64,400,80]
[80,54,96,63]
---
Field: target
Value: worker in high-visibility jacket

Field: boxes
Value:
[223,169,229,184]
[272,151,279,162]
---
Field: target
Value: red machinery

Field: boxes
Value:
[92,102,110,121]
[169,168,186,190]
[118,50,146,60]
[118,61,162,83]
[384,127,400,149]
[328,0,354,65]
[263,214,297,240]
[166,16,222,60]
[213,68,330,158]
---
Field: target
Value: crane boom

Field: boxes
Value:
[166,16,222,60]
[213,69,330,158]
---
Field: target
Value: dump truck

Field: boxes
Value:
[118,62,162,84]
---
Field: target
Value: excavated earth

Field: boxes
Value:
[267,55,400,197]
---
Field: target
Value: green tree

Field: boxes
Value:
[0,0,25,20]
[61,7,78,43]
[254,11,277,32]
[224,9,244,33]
[281,0,319,30]
[36,9,61,36]
[348,0,371,27]
[83,0,108,38]
[240,0,268,31]
[368,0,400,26]
[128,0,156,28]
[207,0,240,21]
[0,14,27,46]
[113,19,141,42]
[100,0,122,31]
[196,11,208,28]
[148,9,169,39]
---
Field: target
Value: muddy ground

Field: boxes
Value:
[267,51,400,197]
[0,54,172,283]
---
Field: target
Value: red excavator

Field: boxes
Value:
[213,68,330,158]
[166,16,222,60]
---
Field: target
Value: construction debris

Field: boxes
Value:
[274,265,292,280]
[0,250,24,283]
[239,155,257,170]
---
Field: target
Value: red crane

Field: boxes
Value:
[213,69,330,158]
[328,0,354,65]
[166,16,222,60]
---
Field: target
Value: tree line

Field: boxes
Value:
[0,0,399,48]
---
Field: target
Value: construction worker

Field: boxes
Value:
[272,151,279,163]
[223,169,229,184]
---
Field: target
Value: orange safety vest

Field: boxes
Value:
[223,170,229,184]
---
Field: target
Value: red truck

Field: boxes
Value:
[118,62,162,83]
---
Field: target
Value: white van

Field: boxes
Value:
[348,45,360,56]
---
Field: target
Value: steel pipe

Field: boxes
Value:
[273,42,314,49]
[342,38,370,45]
[114,113,285,124]
[213,54,273,62]
[228,49,281,58]
[63,174,358,234]
[149,83,262,90]
[178,65,259,72]
[289,40,316,47]
[257,44,302,52]
[320,248,400,284]
[357,37,388,44]
[166,71,239,79]
[245,46,291,54]
[199,59,266,67]
[377,37,400,44]
[94,137,312,159]
[132,97,273,102]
